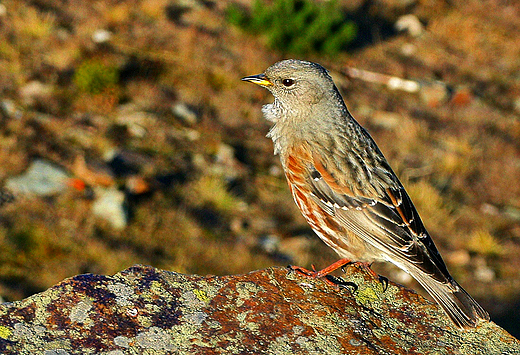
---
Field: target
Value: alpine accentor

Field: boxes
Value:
[242,59,489,328]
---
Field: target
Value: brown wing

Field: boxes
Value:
[307,153,453,284]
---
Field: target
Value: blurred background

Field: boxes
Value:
[0,0,519,336]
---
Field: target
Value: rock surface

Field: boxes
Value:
[0,265,518,354]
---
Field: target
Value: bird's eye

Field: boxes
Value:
[282,78,295,87]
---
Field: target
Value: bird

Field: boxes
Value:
[242,59,489,328]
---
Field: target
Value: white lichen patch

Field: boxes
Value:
[183,311,207,326]
[12,322,46,340]
[114,335,131,348]
[43,349,70,355]
[69,300,93,324]
[106,351,125,355]
[108,283,135,307]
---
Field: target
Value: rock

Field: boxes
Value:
[395,14,424,37]
[480,203,500,216]
[92,187,128,230]
[71,155,115,189]
[5,159,70,196]
[19,81,53,107]
[0,265,517,354]
[475,265,495,283]
[115,105,159,138]
[504,206,520,222]
[171,102,198,125]
[92,29,113,43]
[115,111,150,138]
[105,149,152,178]
[257,234,280,254]
[450,86,473,106]
[213,143,245,180]
[0,99,21,120]
[268,164,282,177]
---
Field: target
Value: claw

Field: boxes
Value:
[325,275,358,292]
[378,275,389,292]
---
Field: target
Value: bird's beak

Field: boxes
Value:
[241,73,273,87]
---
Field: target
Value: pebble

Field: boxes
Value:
[474,257,495,282]
[116,110,152,138]
[0,99,21,119]
[258,235,280,254]
[19,81,53,106]
[6,159,70,196]
[504,206,520,222]
[92,187,128,230]
[475,265,495,283]
[92,29,112,43]
[171,102,198,125]
[395,14,424,37]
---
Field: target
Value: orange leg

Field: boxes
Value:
[289,258,352,278]
[289,259,385,290]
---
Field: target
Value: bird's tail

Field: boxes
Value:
[411,270,489,328]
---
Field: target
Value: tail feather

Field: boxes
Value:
[411,270,489,328]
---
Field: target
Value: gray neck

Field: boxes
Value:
[264,89,349,157]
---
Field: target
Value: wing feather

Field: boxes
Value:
[307,155,452,283]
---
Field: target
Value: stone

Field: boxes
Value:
[19,81,53,107]
[171,102,198,125]
[92,29,113,43]
[395,14,424,37]
[92,187,128,230]
[0,265,517,354]
[5,159,70,196]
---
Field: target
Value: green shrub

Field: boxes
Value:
[227,0,357,56]
[74,60,119,95]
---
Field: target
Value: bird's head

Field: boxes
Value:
[242,59,335,107]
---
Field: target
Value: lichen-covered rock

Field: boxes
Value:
[0,265,518,354]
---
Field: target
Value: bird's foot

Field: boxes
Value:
[289,259,387,292]
[288,258,353,290]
